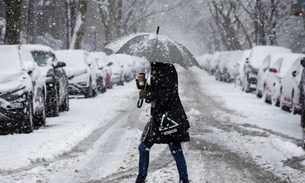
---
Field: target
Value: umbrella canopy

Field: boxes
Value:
[106,33,201,69]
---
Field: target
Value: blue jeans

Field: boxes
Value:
[136,141,189,182]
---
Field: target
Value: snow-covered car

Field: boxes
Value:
[105,54,125,86]
[236,49,251,87]
[55,50,97,98]
[243,46,291,93]
[90,52,107,93]
[209,52,223,75]
[264,53,301,107]
[132,56,149,75]
[0,45,46,133]
[115,54,136,82]
[280,54,305,113]
[23,45,69,117]
[256,53,288,98]
[215,51,230,81]
[215,51,243,83]
[196,54,213,72]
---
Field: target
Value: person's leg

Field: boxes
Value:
[168,142,189,183]
[135,141,154,183]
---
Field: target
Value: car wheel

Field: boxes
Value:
[264,89,271,104]
[280,95,289,112]
[60,95,70,112]
[34,95,46,127]
[47,84,59,117]
[84,78,93,98]
[256,90,262,98]
[22,98,34,133]
[93,87,98,97]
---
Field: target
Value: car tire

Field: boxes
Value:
[256,90,262,98]
[60,95,70,112]
[22,98,34,133]
[47,84,59,117]
[264,89,271,104]
[280,95,290,112]
[85,78,93,98]
[34,95,46,127]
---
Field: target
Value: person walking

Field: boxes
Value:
[135,62,191,183]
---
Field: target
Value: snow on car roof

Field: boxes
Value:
[55,50,88,66]
[21,44,54,53]
[249,46,291,68]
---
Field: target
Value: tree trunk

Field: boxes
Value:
[73,0,87,49]
[105,0,117,45]
[255,0,266,45]
[4,0,22,44]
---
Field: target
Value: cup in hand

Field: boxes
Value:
[138,73,146,86]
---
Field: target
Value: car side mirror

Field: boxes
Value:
[269,68,277,73]
[301,58,305,67]
[292,70,297,77]
[55,61,66,68]
[24,61,35,75]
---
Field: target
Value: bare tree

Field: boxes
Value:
[209,1,242,50]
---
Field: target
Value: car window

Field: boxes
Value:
[31,51,50,67]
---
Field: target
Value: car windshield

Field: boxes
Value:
[31,51,50,67]
[0,46,22,72]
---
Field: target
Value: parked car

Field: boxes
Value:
[209,52,223,75]
[105,54,125,86]
[132,56,149,75]
[115,54,136,82]
[236,50,251,87]
[197,54,213,72]
[242,46,291,93]
[280,54,305,113]
[0,45,46,133]
[55,50,98,98]
[215,51,243,83]
[23,45,69,117]
[215,51,230,81]
[90,52,107,93]
[264,53,300,107]
[256,53,287,98]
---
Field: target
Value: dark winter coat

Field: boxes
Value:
[141,62,190,144]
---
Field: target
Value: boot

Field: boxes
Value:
[180,180,191,183]
[135,176,146,183]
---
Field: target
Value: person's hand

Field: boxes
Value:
[139,90,148,99]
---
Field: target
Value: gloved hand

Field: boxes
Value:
[139,90,148,99]
[136,79,147,90]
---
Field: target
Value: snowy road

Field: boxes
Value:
[1,68,305,183]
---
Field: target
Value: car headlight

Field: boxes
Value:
[1,88,27,109]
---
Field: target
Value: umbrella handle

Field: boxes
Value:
[137,99,144,108]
